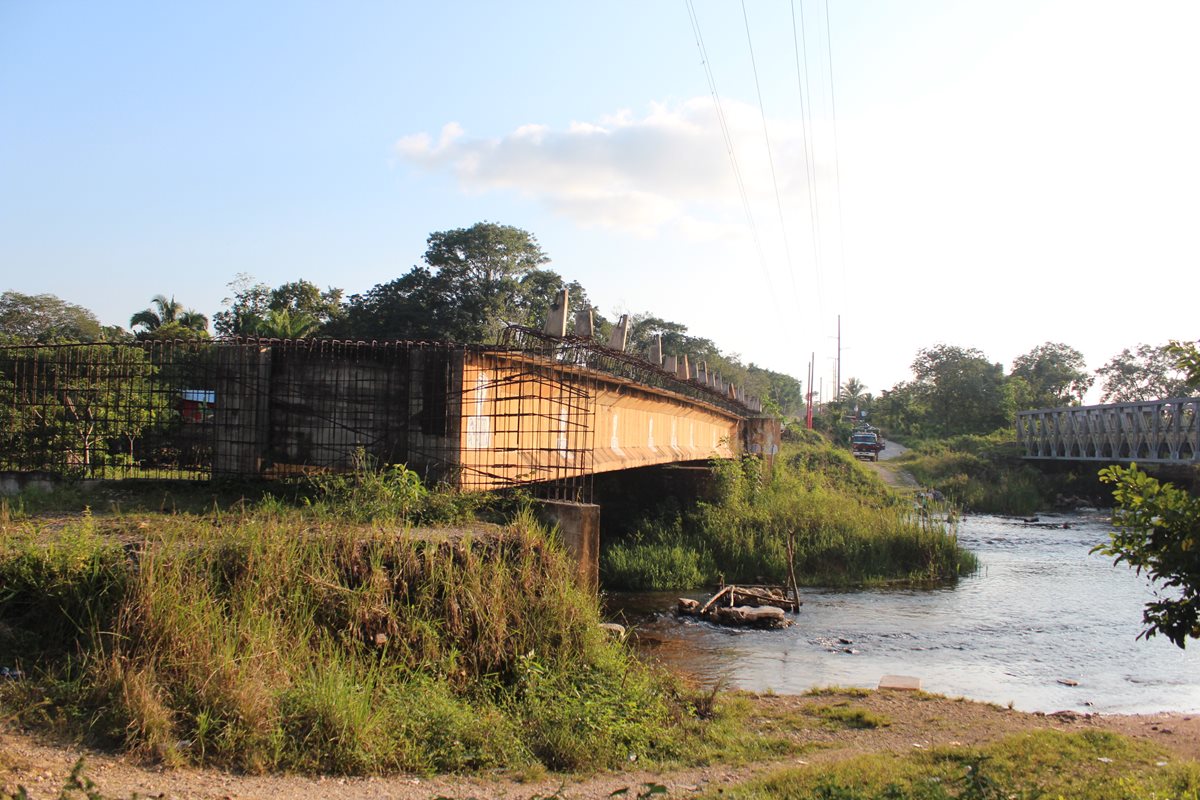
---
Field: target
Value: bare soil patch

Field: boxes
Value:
[4,690,1196,799]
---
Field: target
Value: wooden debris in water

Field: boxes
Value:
[676,583,800,630]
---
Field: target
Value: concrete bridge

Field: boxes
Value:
[199,325,778,495]
[0,306,781,586]
[1017,397,1200,464]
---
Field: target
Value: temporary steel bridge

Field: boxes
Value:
[1017,398,1200,463]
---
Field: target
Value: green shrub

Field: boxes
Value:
[0,510,686,774]
[900,431,1061,514]
[601,440,977,591]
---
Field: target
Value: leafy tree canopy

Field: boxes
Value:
[1095,343,1189,403]
[1096,338,1200,649]
[1010,342,1092,408]
[213,276,343,337]
[339,222,583,344]
[0,291,103,343]
[910,344,1009,436]
[130,295,209,340]
[1098,464,1200,648]
[1167,339,1200,389]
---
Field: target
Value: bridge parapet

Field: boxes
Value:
[1017,398,1200,463]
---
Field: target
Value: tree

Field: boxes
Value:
[213,276,343,337]
[1095,338,1200,648]
[1010,342,1092,408]
[339,222,560,343]
[1167,339,1200,387]
[422,222,550,342]
[753,367,804,419]
[130,295,209,339]
[0,291,103,343]
[1096,464,1200,648]
[909,344,1008,436]
[873,381,925,437]
[1,345,164,474]
[253,308,322,339]
[1095,343,1189,403]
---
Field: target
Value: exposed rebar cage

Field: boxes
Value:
[0,338,598,500]
[500,325,756,418]
[0,333,764,501]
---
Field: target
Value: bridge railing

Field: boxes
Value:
[1017,397,1200,463]
[500,325,758,418]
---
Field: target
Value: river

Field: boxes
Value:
[606,510,1200,714]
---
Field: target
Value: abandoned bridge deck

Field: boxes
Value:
[1017,397,1200,464]
[0,328,778,499]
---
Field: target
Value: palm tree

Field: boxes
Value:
[252,308,320,339]
[842,377,867,406]
[130,295,208,338]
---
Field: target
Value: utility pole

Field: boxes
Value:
[805,353,815,430]
[836,315,842,401]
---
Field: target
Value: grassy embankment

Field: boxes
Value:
[0,470,800,777]
[894,431,1109,516]
[602,432,978,591]
[703,726,1200,800]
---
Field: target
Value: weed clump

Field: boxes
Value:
[0,509,681,775]
[602,439,977,590]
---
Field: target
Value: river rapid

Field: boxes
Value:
[606,511,1200,714]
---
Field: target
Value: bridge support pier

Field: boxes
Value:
[537,500,600,592]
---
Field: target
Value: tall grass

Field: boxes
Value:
[0,508,681,774]
[897,431,1105,515]
[602,440,978,590]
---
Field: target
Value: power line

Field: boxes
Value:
[683,0,782,312]
[824,0,849,308]
[740,0,801,310]
[790,0,825,317]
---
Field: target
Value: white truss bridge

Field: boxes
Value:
[1017,398,1200,463]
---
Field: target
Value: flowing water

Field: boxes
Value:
[606,511,1200,714]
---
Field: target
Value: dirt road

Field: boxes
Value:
[861,438,920,491]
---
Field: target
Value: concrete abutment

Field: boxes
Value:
[536,500,601,592]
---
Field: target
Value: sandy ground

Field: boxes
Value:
[3,690,1197,800]
[860,439,921,491]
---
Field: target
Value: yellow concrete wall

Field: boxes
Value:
[458,352,740,489]
[458,355,592,490]
[591,387,738,473]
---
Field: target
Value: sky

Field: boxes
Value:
[2,1,1198,401]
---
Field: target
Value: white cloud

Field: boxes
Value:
[394,98,819,240]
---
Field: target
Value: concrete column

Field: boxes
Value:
[648,335,663,366]
[743,415,782,464]
[213,344,272,476]
[574,309,594,338]
[663,354,678,374]
[537,500,601,592]
[678,354,691,380]
[543,288,569,338]
[607,314,629,351]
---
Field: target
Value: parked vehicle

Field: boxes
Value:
[850,430,884,461]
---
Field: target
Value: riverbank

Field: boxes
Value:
[4,688,1198,798]
[601,439,975,591]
